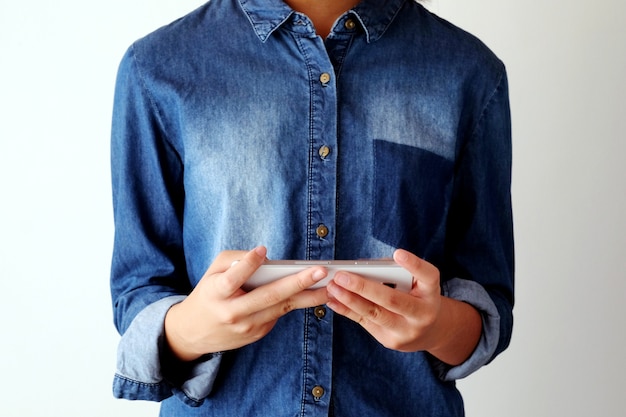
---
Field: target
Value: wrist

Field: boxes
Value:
[426,297,482,366]
[164,301,204,362]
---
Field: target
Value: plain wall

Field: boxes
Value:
[1,0,624,415]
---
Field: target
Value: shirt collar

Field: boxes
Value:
[238,0,406,42]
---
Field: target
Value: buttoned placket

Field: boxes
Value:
[304,32,337,262]
[282,12,361,415]
[298,31,336,415]
[303,299,334,416]
[288,14,356,416]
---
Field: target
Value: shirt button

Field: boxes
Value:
[318,145,331,159]
[316,224,329,238]
[344,19,356,30]
[312,385,325,399]
[319,72,331,85]
[314,306,327,319]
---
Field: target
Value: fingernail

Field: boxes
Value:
[395,250,408,262]
[334,272,349,286]
[312,269,326,281]
[254,246,267,257]
[326,282,339,296]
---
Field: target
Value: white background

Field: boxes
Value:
[1,0,624,416]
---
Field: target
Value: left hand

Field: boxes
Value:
[326,249,481,364]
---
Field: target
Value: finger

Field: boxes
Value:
[241,265,328,311]
[213,246,267,297]
[326,284,394,334]
[326,276,400,326]
[252,286,330,325]
[328,271,413,317]
[205,250,251,276]
[393,249,439,297]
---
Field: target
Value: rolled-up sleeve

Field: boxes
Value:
[430,278,500,381]
[110,46,220,406]
[113,296,223,406]
[434,66,514,380]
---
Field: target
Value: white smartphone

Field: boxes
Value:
[242,260,413,292]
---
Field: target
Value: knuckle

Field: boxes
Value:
[383,338,403,351]
[380,328,414,352]
[294,276,310,291]
[386,292,402,309]
[367,305,384,321]
[281,299,295,315]
[253,322,275,342]
[353,276,366,292]
[295,269,317,290]
[232,320,254,336]
[386,340,411,352]
[357,315,370,327]
[219,310,239,325]
[261,290,283,306]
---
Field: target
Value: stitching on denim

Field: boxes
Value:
[128,45,171,149]
[292,33,316,261]
[469,64,507,142]
[301,310,311,415]
[114,373,163,387]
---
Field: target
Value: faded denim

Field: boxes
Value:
[110,0,514,415]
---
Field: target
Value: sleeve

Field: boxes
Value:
[430,277,501,380]
[434,66,515,380]
[109,45,220,405]
[112,296,223,406]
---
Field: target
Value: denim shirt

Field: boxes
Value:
[110,0,514,415]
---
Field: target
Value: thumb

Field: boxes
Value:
[393,249,440,296]
[207,246,268,297]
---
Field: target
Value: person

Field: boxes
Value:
[109,0,514,415]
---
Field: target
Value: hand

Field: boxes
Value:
[164,246,329,361]
[326,249,482,365]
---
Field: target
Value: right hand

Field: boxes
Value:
[164,246,329,361]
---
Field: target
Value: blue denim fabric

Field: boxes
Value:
[110,0,514,415]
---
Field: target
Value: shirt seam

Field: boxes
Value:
[292,33,316,261]
[469,63,506,141]
[127,45,170,144]
[114,373,163,387]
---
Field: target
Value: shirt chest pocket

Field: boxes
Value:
[372,139,454,254]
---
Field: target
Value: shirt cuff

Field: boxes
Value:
[433,277,501,381]
[113,295,223,406]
